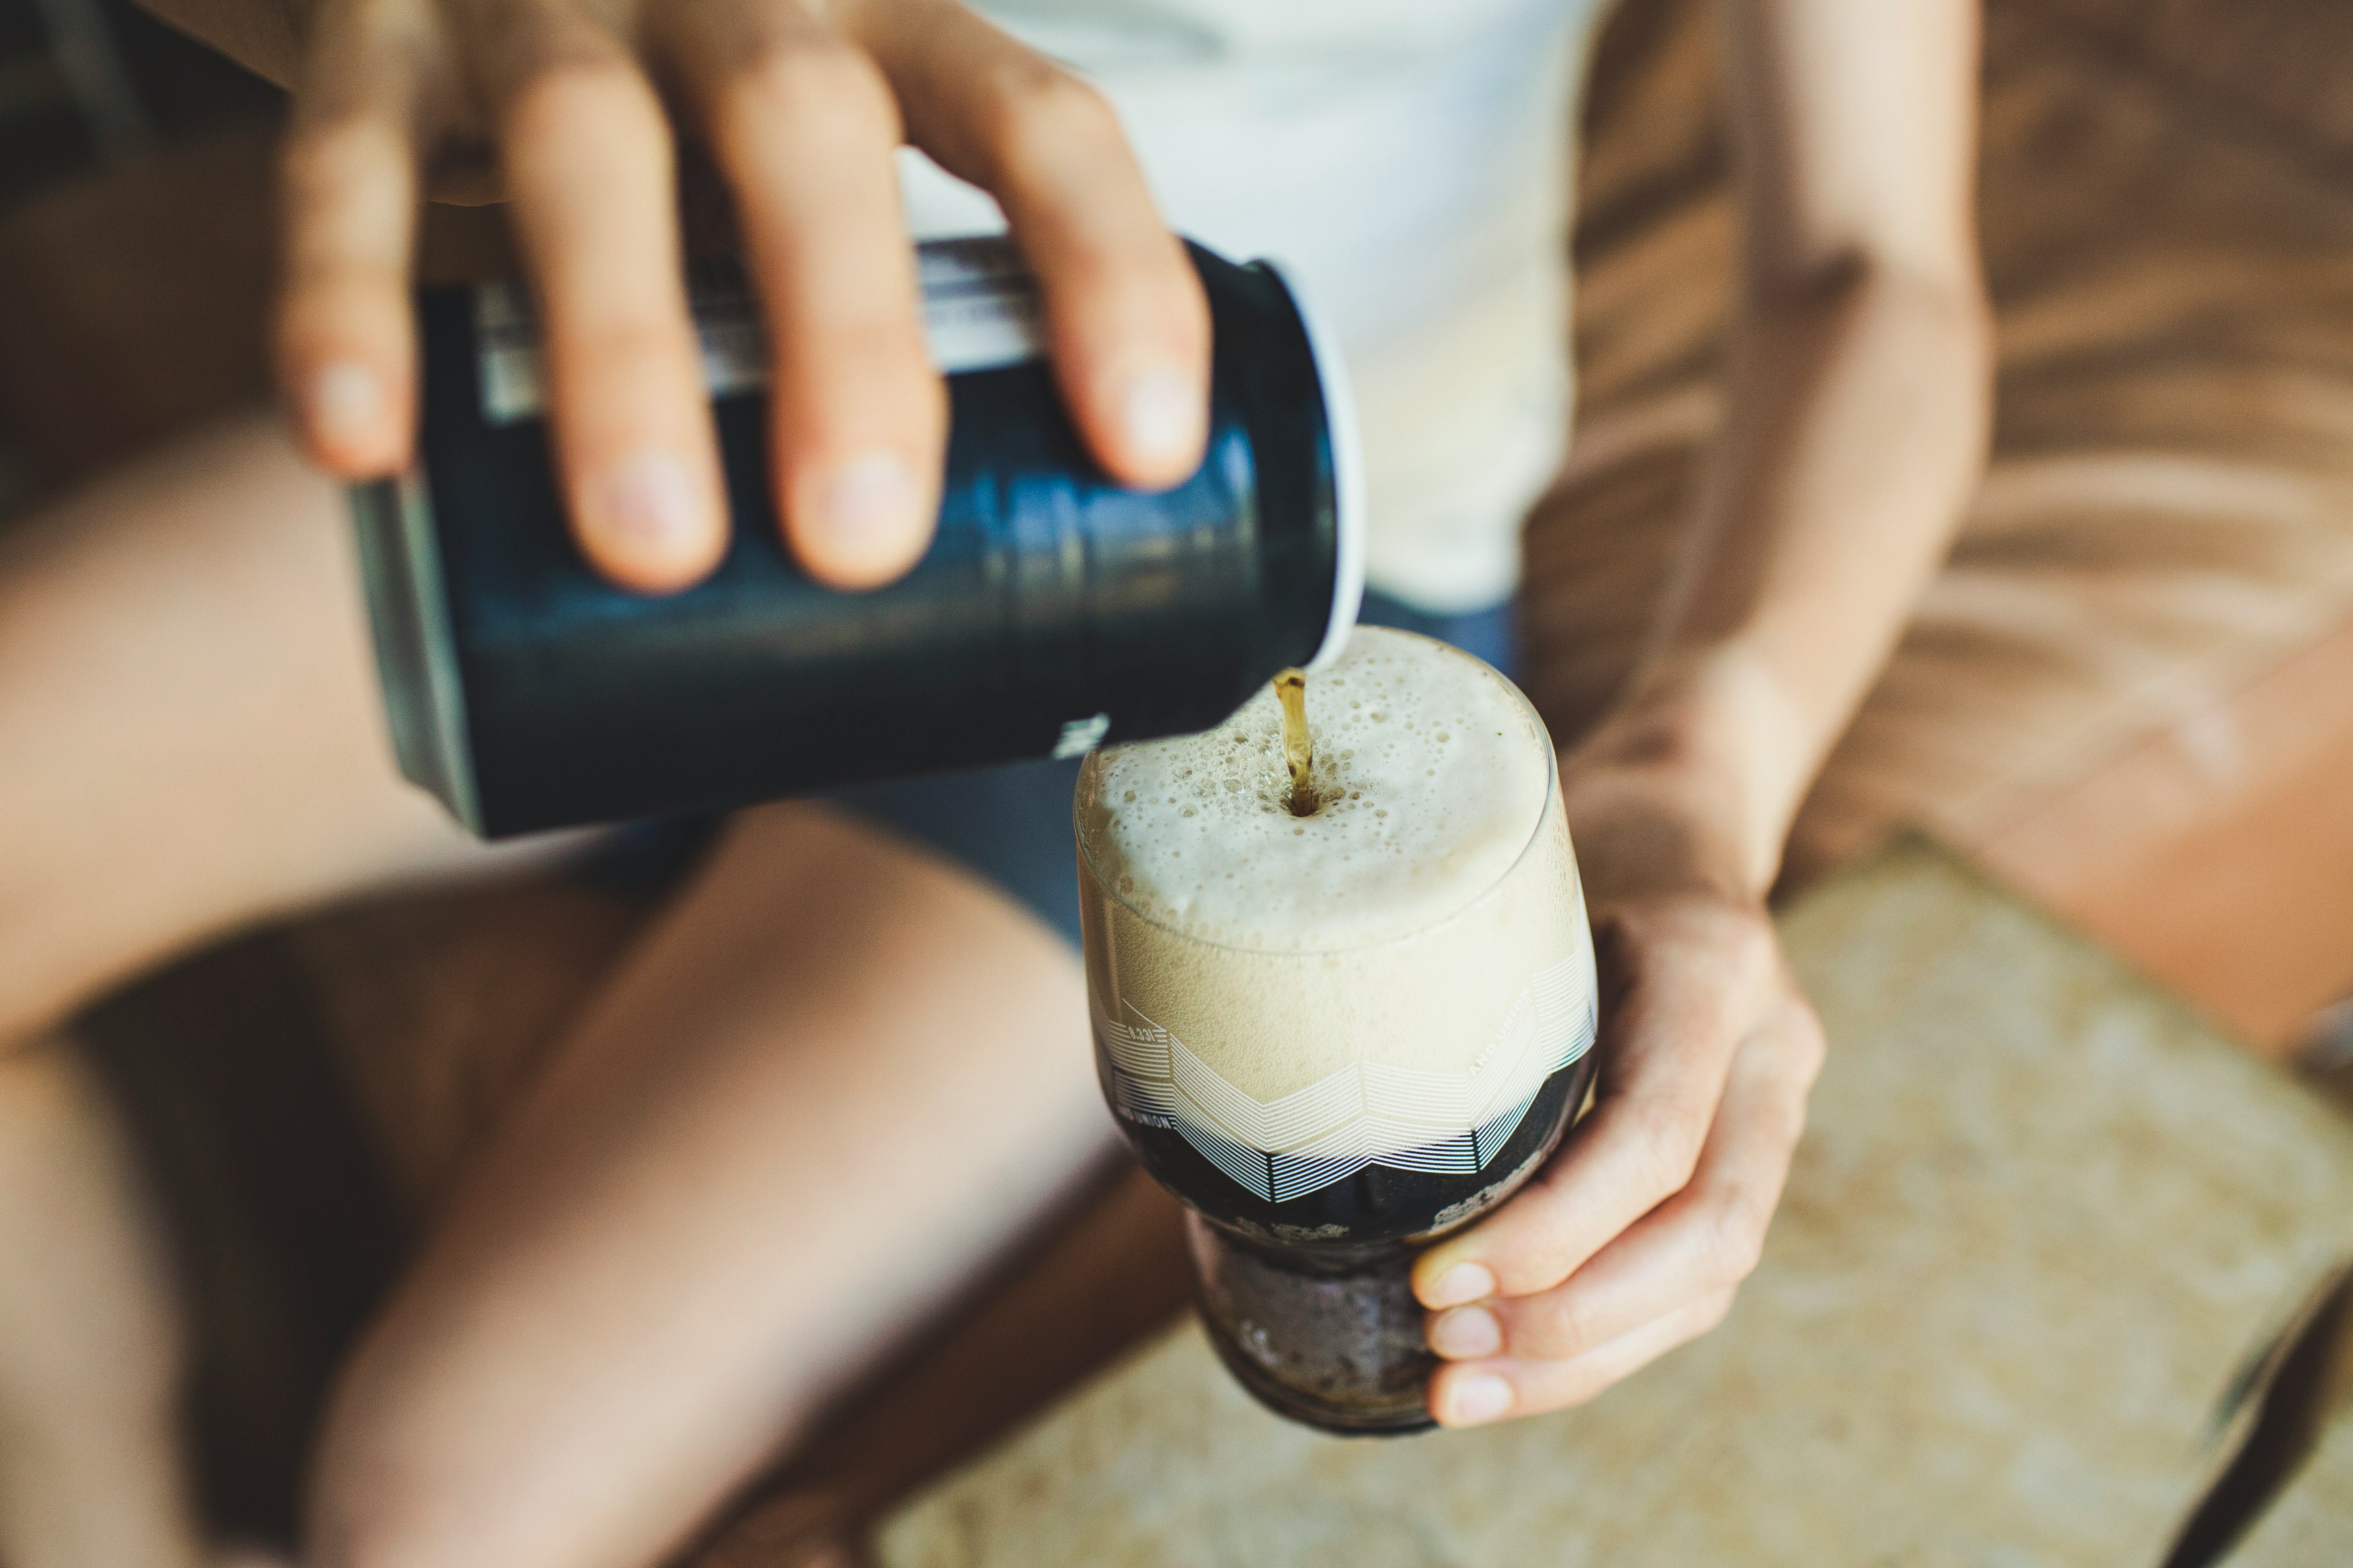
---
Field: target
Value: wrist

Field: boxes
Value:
[1560,641,1813,901]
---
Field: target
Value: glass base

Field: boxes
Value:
[1184,1212,1437,1436]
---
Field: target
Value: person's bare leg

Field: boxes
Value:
[688,1165,1191,1567]
[0,412,558,1052]
[0,414,562,1566]
[0,1045,205,1568]
[308,802,1105,1568]
[0,409,1106,1568]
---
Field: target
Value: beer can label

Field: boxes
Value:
[473,238,1048,427]
[914,240,1048,376]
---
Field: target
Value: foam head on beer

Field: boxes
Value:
[1076,626,1596,1181]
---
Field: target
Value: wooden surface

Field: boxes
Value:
[1974,620,2353,1054]
[875,845,2353,1566]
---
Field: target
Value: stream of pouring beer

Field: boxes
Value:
[1274,669,1316,816]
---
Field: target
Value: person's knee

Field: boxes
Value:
[0,886,131,1058]
[305,1328,604,1568]
[305,1397,467,1568]
[0,919,74,1065]
[305,1408,633,1568]
[0,1041,184,1405]
[0,1042,206,1568]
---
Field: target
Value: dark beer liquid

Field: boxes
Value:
[1109,1045,1597,1435]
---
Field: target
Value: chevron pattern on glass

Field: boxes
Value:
[1098,951,1598,1202]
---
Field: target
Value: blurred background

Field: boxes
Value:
[0,0,275,494]
[4,0,2353,1559]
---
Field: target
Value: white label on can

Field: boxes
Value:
[916,239,1047,379]
[475,240,1047,427]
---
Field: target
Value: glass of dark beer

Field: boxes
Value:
[1074,626,1597,1434]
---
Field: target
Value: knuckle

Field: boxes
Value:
[1624,1137,1696,1210]
[791,350,947,449]
[1496,1181,1587,1282]
[503,56,657,142]
[1767,1083,1813,1154]
[783,307,932,379]
[563,312,689,379]
[849,331,947,410]
[1785,1000,1829,1083]
[1697,1190,1769,1287]
[984,63,1118,165]
[1550,1362,1618,1411]
[1105,241,1211,343]
[1527,1292,1605,1360]
[1720,913,1778,989]
[725,36,897,140]
[1624,1096,1709,1198]
[279,118,386,202]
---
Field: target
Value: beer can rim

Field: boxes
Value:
[1254,255,1366,675]
[350,470,485,834]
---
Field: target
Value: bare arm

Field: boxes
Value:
[1415,0,1991,1425]
[1632,0,1992,887]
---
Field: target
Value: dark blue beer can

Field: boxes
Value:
[351,237,1364,838]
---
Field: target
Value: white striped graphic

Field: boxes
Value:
[1100,949,1597,1203]
[475,243,1041,427]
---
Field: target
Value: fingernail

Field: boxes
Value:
[1445,1373,1513,1427]
[817,450,920,553]
[309,361,381,452]
[1426,1262,1497,1309]
[588,448,705,561]
[1120,366,1201,468]
[1430,1305,1502,1360]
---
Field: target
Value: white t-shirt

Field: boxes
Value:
[900,0,1604,614]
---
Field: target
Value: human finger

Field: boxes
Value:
[1430,996,1823,1364]
[470,15,727,591]
[1429,1288,1739,1428]
[853,1,1210,488]
[664,0,943,589]
[1414,905,1780,1308]
[276,0,428,477]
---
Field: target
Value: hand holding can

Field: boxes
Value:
[275,0,1209,593]
[353,238,1363,836]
